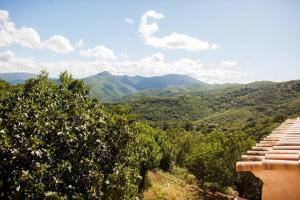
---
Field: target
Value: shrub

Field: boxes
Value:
[0,72,168,199]
[185,174,197,185]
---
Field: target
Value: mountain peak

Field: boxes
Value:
[97,71,111,76]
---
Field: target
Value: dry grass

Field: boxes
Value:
[143,167,236,200]
[143,167,203,200]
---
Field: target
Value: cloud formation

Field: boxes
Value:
[139,10,221,51]
[0,10,74,53]
[44,35,74,53]
[0,50,245,83]
[0,9,243,83]
[80,45,117,60]
[0,51,40,72]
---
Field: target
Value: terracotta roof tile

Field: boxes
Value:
[236,118,300,171]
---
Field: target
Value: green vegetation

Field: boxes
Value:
[81,72,211,101]
[0,79,11,100]
[0,71,232,102]
[0,72,171,199]
[115,79,300,199]
[120,80,300,136]
[1,71,299,199]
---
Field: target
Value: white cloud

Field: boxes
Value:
[44,35,74,53]
[0,10,9,21]
[76,38,85,47]
[125,18,134,24]
[139,10,164,37]
[0,51,41,73]
[221,60,238,68]
[80,45,116,60]
[139,10,221,51]
[0,9,74,53]
[0,50,245,83]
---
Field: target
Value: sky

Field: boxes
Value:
[0,0,299,83]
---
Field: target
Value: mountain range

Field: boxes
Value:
[0,72,217,101]
[0,72,37,85]
[82,71,216,101]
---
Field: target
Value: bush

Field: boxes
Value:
[185,174,197,185]
[181,131,255,188]
[0,72,168,199]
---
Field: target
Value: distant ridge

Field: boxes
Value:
[0,71,226,101]
[82,71,208,101]
[0,72,37,84]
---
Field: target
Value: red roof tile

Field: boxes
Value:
[236,118,300,171]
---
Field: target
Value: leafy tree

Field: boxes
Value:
[174,131,255,192]
[0,79,11,100]
[0,72,168,199]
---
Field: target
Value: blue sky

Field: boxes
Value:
[0,0,299,83]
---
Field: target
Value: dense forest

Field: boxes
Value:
[1,72,300,199]
[113,79,300,199]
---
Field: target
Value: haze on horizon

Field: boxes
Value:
[0,0,299,84]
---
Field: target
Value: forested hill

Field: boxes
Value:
[82,71,212,100]
[0,72,219,101]
[111,79,300,199]
[116,80,300,140]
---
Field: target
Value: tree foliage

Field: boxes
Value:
[2,72,299,199]
[0,72,169,199]
[114,80,300,199]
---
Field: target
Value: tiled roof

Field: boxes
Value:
[236,118,300,171]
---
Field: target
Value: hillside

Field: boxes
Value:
[82,71,210,101]
[116,80,300,140]
[111,79,300,199]
[0,71,216,101]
